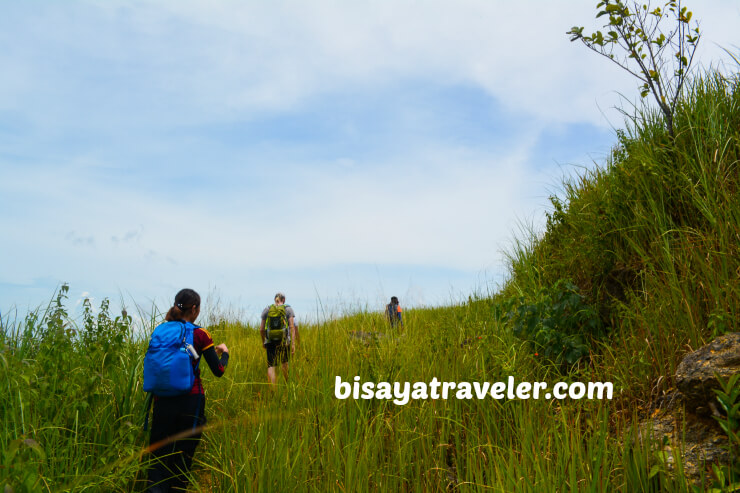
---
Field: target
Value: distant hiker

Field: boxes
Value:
[144,288,229,493]
[260,292,296,385]
[385,296,403,328]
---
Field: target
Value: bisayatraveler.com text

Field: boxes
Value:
[335,376,614,405]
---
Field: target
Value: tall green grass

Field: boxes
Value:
[1,286,152,492]
[196,301,697,492]
[2,294,678,492]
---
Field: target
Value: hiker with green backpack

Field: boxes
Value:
[260,292,296,385]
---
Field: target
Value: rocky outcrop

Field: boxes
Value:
[348,330,395,345]
[640,407,730,484]
[638,332,739,485]
[675,332,740,415]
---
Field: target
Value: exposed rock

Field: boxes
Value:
[640,408,730,484]
[634,333,739,486]
[675,332,740,415]
[348,330,386,345]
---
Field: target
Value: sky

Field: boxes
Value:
[1,1,738,324]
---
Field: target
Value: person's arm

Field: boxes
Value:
[260,319,267,345]
[202,345,229,377]
[289,317,296,354]
[194,328,229,376]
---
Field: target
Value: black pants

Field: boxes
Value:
[147,393,206,492]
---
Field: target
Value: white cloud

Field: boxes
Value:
[2,1,736,130]
[1,0,737,313]
[144,1,740,123]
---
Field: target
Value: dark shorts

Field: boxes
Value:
[265,342,290,367]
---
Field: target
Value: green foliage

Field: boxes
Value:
[567,0,701,136]
[0,285,147,492]
[80,296,132,356]
[1,439,46,492]
[707,373,740,491]
[504,279,603,367]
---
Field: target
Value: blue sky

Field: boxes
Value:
[1,1,738,323]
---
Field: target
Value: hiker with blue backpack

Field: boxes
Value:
[260,292,296,385]
[143,288,229,492]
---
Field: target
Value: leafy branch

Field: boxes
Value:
[567,0,701,137]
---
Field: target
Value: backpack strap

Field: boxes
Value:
[187,323,201,371]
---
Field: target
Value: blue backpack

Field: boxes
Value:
[143,320,200,397]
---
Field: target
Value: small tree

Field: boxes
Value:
[567,0,700,137]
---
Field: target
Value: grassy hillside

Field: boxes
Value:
[504,71,740,395]
[1,69,738,492]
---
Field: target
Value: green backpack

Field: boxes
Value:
[266,304,289,343]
